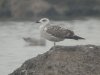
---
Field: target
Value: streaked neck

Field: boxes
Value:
[39,22,49,30]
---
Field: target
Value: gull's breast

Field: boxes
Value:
[40,28,64,42]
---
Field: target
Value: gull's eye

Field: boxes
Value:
[42,19,47,22]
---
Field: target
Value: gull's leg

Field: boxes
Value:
[54,42,56,47]
[54,42,56,50]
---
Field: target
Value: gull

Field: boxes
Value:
[36,18,85,47]
[23,37,46,46]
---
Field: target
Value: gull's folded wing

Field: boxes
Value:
[46,25,74,38]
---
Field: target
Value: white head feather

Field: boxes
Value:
[38,18,50,25]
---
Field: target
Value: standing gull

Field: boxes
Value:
[36,18,85,47]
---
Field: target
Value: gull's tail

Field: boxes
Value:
[66,35,85,40]
[73,35,85,40]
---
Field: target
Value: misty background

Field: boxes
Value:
[0,0,100,20]
[0,0,100,75]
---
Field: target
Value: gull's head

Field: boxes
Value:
[36,18,49,24]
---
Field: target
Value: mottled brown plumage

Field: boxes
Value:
[46,25,74,38]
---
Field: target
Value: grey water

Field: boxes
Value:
[0,18,100,75]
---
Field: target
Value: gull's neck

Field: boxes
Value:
[39,22,49,30]
[41,21,49,26]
